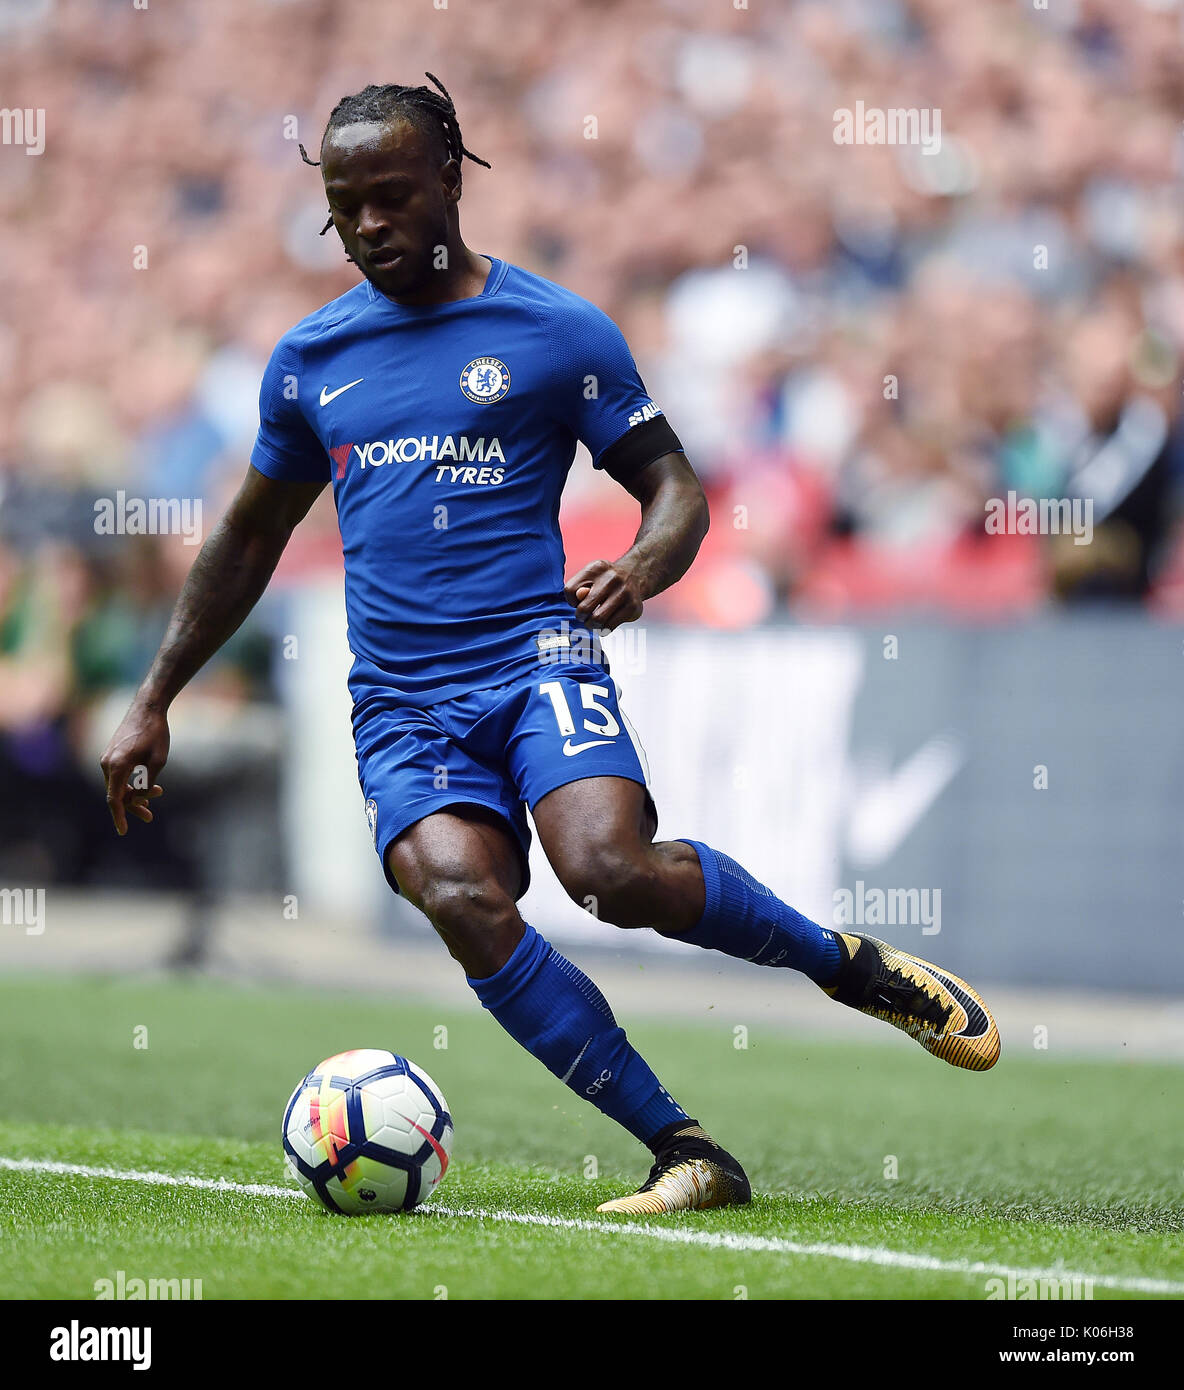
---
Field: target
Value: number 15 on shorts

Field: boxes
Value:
[539,680,621,756]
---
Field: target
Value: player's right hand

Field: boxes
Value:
[99,700,169,836]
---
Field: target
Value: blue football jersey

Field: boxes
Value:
[250,257,668,710]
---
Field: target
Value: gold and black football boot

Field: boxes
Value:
[823,933,1001,1071]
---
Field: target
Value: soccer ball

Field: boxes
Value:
[282,1049,453,1214]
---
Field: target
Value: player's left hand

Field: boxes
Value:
[564,559,645,631]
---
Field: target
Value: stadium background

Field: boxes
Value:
[2,0,1183,1037]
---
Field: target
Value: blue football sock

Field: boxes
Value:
[467,923,689,1146]
[673,840,841,984]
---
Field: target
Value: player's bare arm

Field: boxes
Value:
[99,467,325,835]
[565,452,709,630]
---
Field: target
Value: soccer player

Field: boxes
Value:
[100,76,1000,1216]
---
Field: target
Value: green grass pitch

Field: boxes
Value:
[0,973,1181,1300]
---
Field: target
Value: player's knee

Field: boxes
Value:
[558,844,659,929]
[420,872,514,939]
[417,871,521,976]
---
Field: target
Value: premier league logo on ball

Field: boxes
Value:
[460,356,511,404]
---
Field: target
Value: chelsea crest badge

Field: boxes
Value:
[460,356,511,404]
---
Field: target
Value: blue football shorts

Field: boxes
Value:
[353,663,654,898]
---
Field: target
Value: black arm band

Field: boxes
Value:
[597,414,684,483]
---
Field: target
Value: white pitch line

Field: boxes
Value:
[2,1155,1181,1296]
[0,1156,307,1201]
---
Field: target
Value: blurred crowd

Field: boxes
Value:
[1,0,1184,880]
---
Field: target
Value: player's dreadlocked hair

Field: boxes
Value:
[299,72,490,236]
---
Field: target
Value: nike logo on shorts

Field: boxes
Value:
[563,738,614,756]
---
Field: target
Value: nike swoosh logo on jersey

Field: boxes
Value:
[916,961,990,1039]
[563,738,614,756]
[319,378,364,407]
